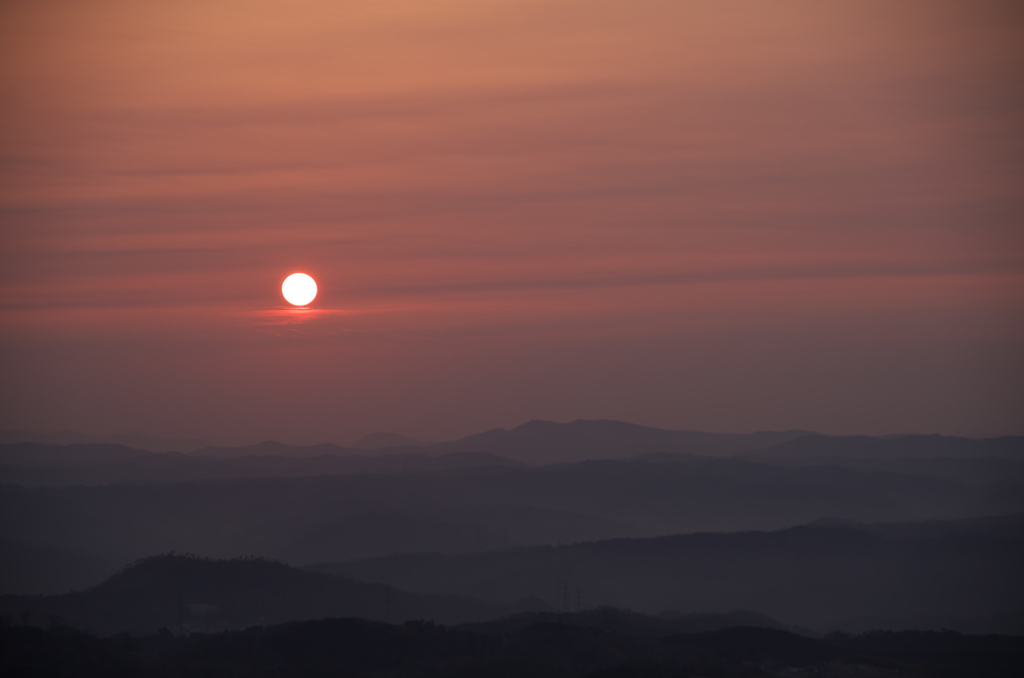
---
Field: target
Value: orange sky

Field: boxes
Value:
[1,0,1022,443]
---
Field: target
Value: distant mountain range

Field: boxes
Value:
[2,420,1022,607]
[748,433,1024,459]
[3,443,1024,596]
[315,512,1024,634]
[3,420,1019,479]
[437,419,818,463]
[352,432,435,449]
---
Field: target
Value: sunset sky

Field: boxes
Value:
[1,0,1021,445]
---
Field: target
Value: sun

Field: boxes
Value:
[282,273,317,306]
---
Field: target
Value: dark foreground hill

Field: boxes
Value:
[0,554,546,635]
[462,606,787,636]
[3,614,1023,678]
[317,514,1024,634]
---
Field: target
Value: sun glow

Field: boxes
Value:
[281,273,317,306]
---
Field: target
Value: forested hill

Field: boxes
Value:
[4,615,1023,678]
[0,554,545,635]
[318,515,1024,634]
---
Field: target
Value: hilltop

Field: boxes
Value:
[0,554,545,635]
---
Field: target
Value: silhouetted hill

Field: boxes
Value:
[750,434,1024,459]
[316,515,1024,633]
[438,419,815,463]
[0,554,546,635]
[353,432,435,449]
[4,615,1023,677]
[462,607,786,637]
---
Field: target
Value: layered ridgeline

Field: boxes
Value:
[3,458,1023,593]
[2,421,1022,676]
[4,516,1023,636]
[3,420,1021,487]
[0,553,782,637]
[2,422,1023,596]
[315,513,1024,635]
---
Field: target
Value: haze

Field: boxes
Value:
[1,0,1022,445]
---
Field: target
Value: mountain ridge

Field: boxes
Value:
[438,419,818,463]
[6,421,1018,474]
[749,433,1024,459]
[0,553,547,636]
[314,513,1024,634]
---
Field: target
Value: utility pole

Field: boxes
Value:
[558,581,570,614]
